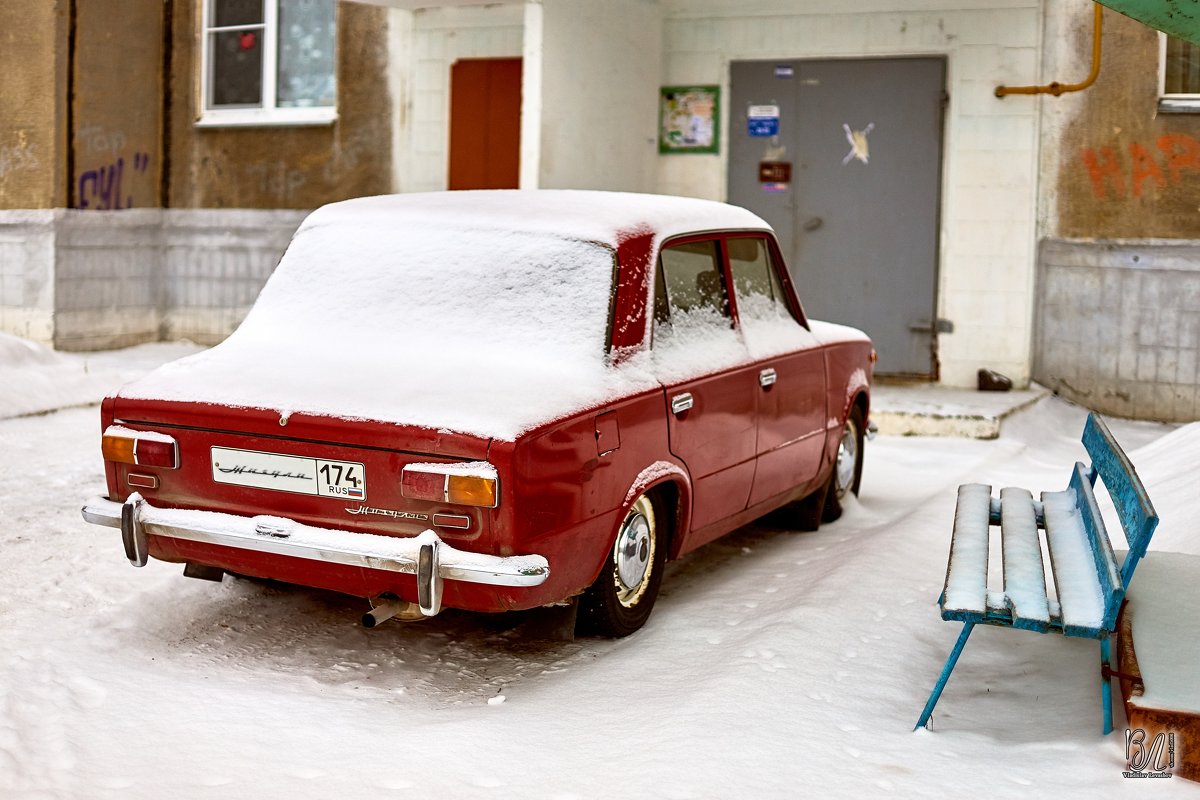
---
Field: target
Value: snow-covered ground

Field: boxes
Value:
[0,340,1197,798]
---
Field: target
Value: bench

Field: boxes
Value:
[915,413,1159,733]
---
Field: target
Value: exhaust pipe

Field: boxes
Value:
[361,597,425,628]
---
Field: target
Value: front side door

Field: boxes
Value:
[728,57,945,377]
[653,238,758,535]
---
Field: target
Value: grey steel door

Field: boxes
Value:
[728,58,946,377]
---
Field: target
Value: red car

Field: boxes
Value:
[83,191,874,636]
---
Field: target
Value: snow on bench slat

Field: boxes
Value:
[943,483,991,616]
[999,487,1050,629]
[1041,489,1106,632]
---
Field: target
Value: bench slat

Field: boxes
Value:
[999,487,1050,631]
[1042,479,1113,638]
[942,483,991,621]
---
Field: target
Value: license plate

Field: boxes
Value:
[211,447,367,500]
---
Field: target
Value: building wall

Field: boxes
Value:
[528,0,663,191]
[656,0,1043,388]
[1032,3,1200,421]
[0,2,68,209]
[71,0,165,211]
[392,4,525,193]
[1036,239,1200,422]
[167,0,394,208]
[1042,3,1200,240]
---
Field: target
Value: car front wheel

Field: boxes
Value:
[578,492,666,638]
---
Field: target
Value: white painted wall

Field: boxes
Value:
[658,0,1044,387]
[525,0,662,191]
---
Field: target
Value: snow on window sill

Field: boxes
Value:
[195,107,337,129]
[1157,96,1200,114]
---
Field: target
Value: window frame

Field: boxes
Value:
[719,231,809,330]
[1158,31,1200,114]
[197,0,338,128]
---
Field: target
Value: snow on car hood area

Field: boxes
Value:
[118,191,781,439]
[4,394,1198,797]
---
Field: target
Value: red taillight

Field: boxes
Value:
[401,463,499,508]
[101,426,179,469]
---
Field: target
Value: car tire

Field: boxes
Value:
[822,404,865,523]
[578,491,667,638]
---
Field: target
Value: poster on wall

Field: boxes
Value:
[659,86,720,154]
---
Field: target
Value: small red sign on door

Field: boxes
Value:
[758,161,791,183]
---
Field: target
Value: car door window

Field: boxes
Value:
[655,240,730,324]
[652,239,748,377]
[727,237,792,323]
[726,236,811,358]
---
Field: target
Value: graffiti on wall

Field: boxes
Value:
[77,152,151,210]
[1082,133,1200,200]
[0,141,40,178]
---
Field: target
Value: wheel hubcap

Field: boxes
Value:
[614,496,656,607]
[835,418,859,500]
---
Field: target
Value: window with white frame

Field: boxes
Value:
[1160,33,1200,112]
[200,0,337,126]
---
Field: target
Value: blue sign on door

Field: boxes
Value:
[747,104,780,137]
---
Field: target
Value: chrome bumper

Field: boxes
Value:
[82,495,550,617]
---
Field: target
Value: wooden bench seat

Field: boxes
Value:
[916,413,1159,733]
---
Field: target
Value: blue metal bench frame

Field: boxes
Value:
[915,413,1159,733]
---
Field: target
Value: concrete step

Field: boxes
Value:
[871,382,1050,439]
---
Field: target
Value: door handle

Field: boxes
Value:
[671,393,694,415]
[759,368,777,388]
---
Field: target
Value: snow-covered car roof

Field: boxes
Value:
[301,190,770,246]
[118,191,781,440]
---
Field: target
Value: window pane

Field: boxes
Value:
[1165,36,1200,95]
[728,237,793,323]
[277,0,336,108]
[660,240,729,319]
[213,0,263,28]
[210,29,263,107]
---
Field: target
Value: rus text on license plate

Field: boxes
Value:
[210,447,366,500]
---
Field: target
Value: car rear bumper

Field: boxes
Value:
[81,494,550,617]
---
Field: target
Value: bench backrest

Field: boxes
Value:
[1080,413,1159,628]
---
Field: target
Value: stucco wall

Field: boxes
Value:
[167,0,393,208]
[1041,3,1200,240]
[0,2,68,209]
[71,0,164,210]
[656,0,1043,389]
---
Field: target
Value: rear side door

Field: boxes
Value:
[724,235,828,507]
[653,238,758,533]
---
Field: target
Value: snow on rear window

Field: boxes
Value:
[120,220,657,441]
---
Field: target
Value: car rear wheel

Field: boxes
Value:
[822,404,865,523]
[578,492,666,638]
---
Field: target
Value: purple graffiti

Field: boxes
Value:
[77,152,151,210]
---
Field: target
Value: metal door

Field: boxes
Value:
[728,58,946,377]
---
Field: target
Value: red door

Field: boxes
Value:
[448,58,522,190]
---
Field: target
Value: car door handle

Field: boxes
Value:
[759,368,777,388]
[671,393,694,415]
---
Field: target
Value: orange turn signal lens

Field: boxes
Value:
[446,474,498,508]
[101,426,179,469]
